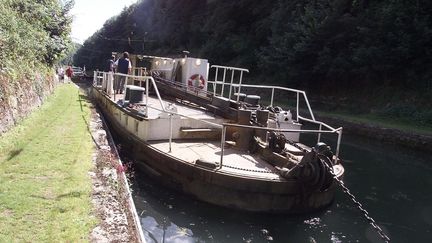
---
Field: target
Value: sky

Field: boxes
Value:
[70,0,137,44]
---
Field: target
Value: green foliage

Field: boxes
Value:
[259,0,432,94]
[0,0,73,78]
[75,0,432,92]
[73,0,432,124]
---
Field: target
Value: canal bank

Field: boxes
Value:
[317,115,432,153]
[0,83,142,241]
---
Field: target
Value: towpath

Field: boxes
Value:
[0,83,139,241]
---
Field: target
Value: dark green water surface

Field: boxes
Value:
[130,134,432,242]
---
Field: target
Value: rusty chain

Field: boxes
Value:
[222,164,274,173]
[285,139,391,242]
[223,135,391,242]
[319,155,391,242]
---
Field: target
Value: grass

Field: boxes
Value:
[0,83,96,242]
[313,110,432,135]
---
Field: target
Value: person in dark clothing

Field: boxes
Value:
[114,52,131,94]
[106,55,115,72]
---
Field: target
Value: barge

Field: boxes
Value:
[91,53,344,213]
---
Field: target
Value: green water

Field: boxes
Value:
[131,134,432,242]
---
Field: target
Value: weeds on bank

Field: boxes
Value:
[0,83,96,242]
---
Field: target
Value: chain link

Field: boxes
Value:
[285,139,391,242]
[222,164,275,173]
[321,158,391,242]
[224,137,391,242]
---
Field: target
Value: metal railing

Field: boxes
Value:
[94,71,343,171]
[152,75,215,98]
[207,81,316,122]
[219,122,342,169]
[206,65,344,160]
[210,65,249,101]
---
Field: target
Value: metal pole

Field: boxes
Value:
[214,67,218,96]
[270,88,275,107]
[124,75,128,94]
[169,114,172,153]
[228,69,235,100]
[219,125,226,169]
[317,124,322,143]
[149,77,166,111]
[335,129,343,163]
[302,92,316,121]
[296,92,299,122]
[146,77,149,117]
[237,71,244,102]
[113,73,116,101]
[221,68,227,97]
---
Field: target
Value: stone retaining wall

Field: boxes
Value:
[0,73,57,134]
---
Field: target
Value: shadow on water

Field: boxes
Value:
[121,132,432,243]
[130,168,332,243]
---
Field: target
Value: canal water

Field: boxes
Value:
[128,134,432,243]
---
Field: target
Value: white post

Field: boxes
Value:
[219,125,226,169]
[335,129,343,163]
[270,88,275,107]
[221,68,227,97]
[296,93,300,122]
[145,77,149,117]
[302,92,316,121]
[317,124,322,143]
[107,72,114,95]
[228,69,235,100]
[123,75,128,94]
[236,71,244,102]
[113,73,116,101]
[93,71,97,86]
[169,114,173,153]
[214,67,218,96]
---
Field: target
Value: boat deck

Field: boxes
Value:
[110,92,217,120]
[149,140,282,180]
[108,89,282,180]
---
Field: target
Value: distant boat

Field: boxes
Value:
[91,53,344,213]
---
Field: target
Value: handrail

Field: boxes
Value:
[211,65,249,72]
[135,55,174,61]
[206,77,317,122]
[229,83,316,121]
[222,123,339,134]
[94,71,342,171]
[221,122,343,167]
[153,76,215,98]
[210,65,249,98]
[94,71,166,114]
[298,115,339,132]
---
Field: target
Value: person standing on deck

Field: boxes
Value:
[106,55,115,73]
[114,52,132,94]
[104,55,116,94]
